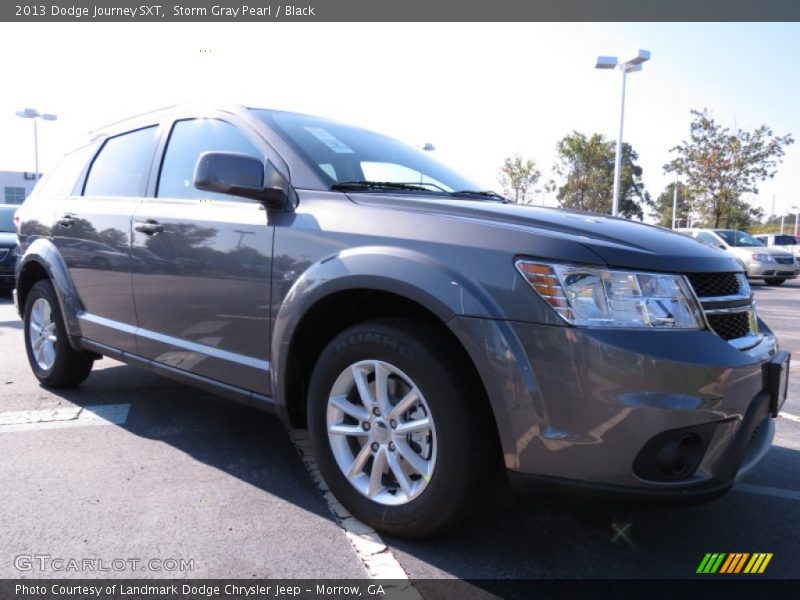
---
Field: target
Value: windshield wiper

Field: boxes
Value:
[331,180,440,193]
[451,190,508,202]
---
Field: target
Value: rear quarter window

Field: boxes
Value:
[29,143,97,201]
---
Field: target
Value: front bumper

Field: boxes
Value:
[746,261,798,279]
[449,316,784,502]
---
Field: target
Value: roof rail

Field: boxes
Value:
[88,104,177,138]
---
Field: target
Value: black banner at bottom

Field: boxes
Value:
[2,579,800,600]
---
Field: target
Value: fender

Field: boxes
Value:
[16,238,84,349]
[270,245,506,412]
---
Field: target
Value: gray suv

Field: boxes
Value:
[14,105,791,537]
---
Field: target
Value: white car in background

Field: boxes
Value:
[754,233,800,260]
[677,228,798,286]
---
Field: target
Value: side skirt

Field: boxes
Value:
[79,338,277,414]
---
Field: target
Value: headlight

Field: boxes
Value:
[750,253,774,263]
[515,261,704,329]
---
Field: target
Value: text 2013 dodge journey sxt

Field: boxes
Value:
[13,105,791,537]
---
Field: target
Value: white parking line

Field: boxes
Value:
[734,482,800,502]
[0,403,130,433]
[779,412,800,423]
[287,429,421,597]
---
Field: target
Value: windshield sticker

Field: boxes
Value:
[304,127,355,154]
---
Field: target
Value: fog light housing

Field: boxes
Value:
[655,434,703,478]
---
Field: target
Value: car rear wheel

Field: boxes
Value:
[23,279,94,388]
[764,278,786,286]
[307,318,499,538]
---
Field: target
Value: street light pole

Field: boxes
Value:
[671,173,679,230]
[612,66,627,218]
[15,107,58,181]
[595,50,650,217]
[792,205,799,237]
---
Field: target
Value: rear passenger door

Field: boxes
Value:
[131,116,273,395]
[52,125,161,352]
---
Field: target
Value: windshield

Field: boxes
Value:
[253,109,480,194]
[0,208,16,233]
[714,229,764,247]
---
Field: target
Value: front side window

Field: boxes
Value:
[83,126,159,197]
[157,119,262,201]
[254,109,479,194]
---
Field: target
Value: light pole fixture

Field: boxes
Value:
[15,107,58,181]
[595,49,651,217]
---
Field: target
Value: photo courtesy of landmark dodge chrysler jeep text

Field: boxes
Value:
[13,105,791,537]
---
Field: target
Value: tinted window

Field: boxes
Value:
[696,231,719,246]
[714,229,763,247]
[774,235,797,245]
[35,143,97,199]
[0,207,15,232]
[83,127,158,197]
[157,119,262,201]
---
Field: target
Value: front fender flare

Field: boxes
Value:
[270,246,505,413]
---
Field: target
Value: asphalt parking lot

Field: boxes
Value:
[1,280,799,583]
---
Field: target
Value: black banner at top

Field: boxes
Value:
[2,0,800,22]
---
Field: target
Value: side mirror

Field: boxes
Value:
[194,151,288,206]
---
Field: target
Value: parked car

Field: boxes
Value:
[0,205,19,290]
[14,105,790,537]
[754,233,800,260]
[677,228,797,286]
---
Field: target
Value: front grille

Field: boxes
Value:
[0,249,8,262]
[706,312,751,341]
[774,256,795,265]
[685,272,742,298]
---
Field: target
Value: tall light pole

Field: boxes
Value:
[595,50,651,217]
[15,107,58,181]
[792,205,800,237]
[671,173,680,230]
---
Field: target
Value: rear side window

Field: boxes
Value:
[34,143,97,199]
[157,119,262,201]
[83,126,159,197]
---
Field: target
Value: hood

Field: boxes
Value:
[349,194,743,273]
[0,231,18,246]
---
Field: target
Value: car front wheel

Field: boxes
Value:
[307,318,499,538]
[764,278,786,286]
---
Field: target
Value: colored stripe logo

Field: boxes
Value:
[697,553,773,574]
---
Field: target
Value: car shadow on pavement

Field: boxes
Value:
[20,359,800,581]
[39,362,338,526]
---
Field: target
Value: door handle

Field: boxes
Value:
[134,220,164,235]
[57,214,75,228]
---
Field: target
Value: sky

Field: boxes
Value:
[1,22,799,220]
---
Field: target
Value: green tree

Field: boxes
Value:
[554,131,650,220]
[651,182,692,228]
[497,155,541,204]
[664,109,793,228]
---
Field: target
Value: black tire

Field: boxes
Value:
[307,318,500,538]
[23,279,94,388]
[764,278,786,286]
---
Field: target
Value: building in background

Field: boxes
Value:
[0,171,39,204]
